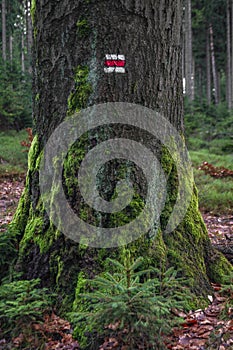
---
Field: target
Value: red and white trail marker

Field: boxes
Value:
[104,54,126,73]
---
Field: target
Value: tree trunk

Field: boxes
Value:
[2,0,7,61]
[206,26,211,105]
[21,32,25,72]
[226,0,232,109]
[184,0,194,101]
[231,0,233,106]
[192,56,195,100]
[9,35,13,63]
[12,0,231,305]
[209,24,219,104]
[26,0,33,72]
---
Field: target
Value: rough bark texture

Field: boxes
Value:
[12,0,232,308]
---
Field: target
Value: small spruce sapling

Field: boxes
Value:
[70,250,192,349]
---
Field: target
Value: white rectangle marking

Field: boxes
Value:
[104,67,115,73]
[115,67,125,73]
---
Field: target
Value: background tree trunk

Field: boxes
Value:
[21,32,25,72]
[13,0,231,305]
[2,0,7,61]
[209,24,219,104]
[184,0,194,101]
[226,0,232,109]
[26,0,32,72]
[231,0,233,106]
[9,35,13,63]
[206,26,211,105]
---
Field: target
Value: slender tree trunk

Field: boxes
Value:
[227,0,232,109]
[217,71,221,102]
[182,22,185,95]
[9,35,13,63]
[197,67,203,102]
[231,0,233,106]
[21,33,25,72]
[209,24,219,104]
[2,0,7,61]
[184,0,194,101]
[206,27,211,105]
[192,56,195,100]
[12,0,231,304]
[26,0,33,59]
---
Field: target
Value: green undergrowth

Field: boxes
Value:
[0,278,53,345]
[189,150,233,214]
[0,130,28,176]
[68,252,195,350]
[185,107,233,215]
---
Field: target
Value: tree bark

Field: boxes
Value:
[184,0,194,101]
[12,0,232,305]
[231,0,233,106]
[2,0,7,61]
[21,32,25,72]
[26,0,33,72]
[209,24,219,104]
[206,26,211,105]
[9,35,13,63]
[226,0,232,109]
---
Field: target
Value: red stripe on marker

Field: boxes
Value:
[105,60,126,67]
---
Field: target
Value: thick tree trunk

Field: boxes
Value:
[12,0,231,305]
[2,0,7,61]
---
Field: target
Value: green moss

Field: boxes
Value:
[28,135,40,171]
[11,188,31,235]
[109,193,145,227]
[30,0,36,26]
[11,136,41,237]
[67,66,92,115]
[55,256,64,285]
[76,19,90,37]
[19,199,58,254]
[30,0,37,38]
[71,272,92,348]
[207,251,233,283]
[158,144,232,293]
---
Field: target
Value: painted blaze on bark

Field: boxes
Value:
[12,0,231,301]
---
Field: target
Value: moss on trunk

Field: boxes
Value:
[9,0,232,312]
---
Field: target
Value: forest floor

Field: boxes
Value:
[0,175,232,349]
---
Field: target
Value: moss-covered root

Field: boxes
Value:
[163,189,232,294]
